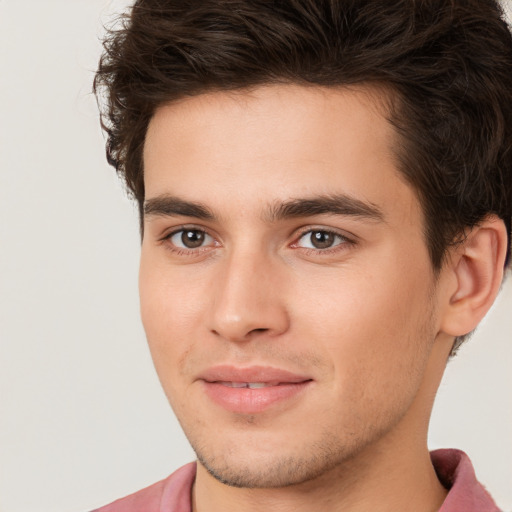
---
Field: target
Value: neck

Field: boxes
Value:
[192,438,447,512]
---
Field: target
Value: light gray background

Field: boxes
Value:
[0,1,511,511]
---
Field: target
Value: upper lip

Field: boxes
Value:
[199,365,312,384]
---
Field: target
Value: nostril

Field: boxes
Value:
[210,326,269,341]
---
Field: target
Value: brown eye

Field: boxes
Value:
[297,230,346,250]
[310,231,335,249]
[169,229,213,249]
[181,230,205,248]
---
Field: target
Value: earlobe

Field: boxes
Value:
[440,216,508,337]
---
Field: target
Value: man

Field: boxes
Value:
[92,0,512,511]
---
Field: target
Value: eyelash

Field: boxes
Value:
[159,225,217,257]
[291,227,354,255]
[159,225,355,257]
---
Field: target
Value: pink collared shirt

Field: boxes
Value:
[92,449,501,512]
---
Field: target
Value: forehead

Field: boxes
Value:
[143,84,420,225]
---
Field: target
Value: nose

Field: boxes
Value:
[207,249,290,342]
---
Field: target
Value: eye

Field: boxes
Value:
[168,228,214,249]
[296,230,347,250]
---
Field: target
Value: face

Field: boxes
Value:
[140,85,448,488]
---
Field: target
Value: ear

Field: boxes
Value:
[439,216,508,337]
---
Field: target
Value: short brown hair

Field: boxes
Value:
[94,0,512,270]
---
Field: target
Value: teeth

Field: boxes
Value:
[219,381,247,388]
[219,382,272,388]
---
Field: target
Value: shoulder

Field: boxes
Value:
[90,462,197,512]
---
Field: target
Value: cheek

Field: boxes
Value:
[140,252,206,336]
[293,258,435,389]
[139,256,204,389]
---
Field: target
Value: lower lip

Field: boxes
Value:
[202,381,311,414]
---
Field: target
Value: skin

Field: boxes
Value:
[139,84,504,512]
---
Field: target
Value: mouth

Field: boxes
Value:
[199,366,313,414]
[217,381,283,388]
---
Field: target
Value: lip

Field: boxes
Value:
[199,365,313,414]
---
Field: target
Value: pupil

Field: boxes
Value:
[311,231,333,249]
[182,230,204,248]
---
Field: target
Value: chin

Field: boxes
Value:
[192,432,361,489]
[198,454,327,488]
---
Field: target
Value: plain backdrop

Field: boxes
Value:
[0,1,511,511]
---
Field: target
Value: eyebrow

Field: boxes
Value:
[143,193,384,223]
[266,194,385,223]
[144,195,214,220]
